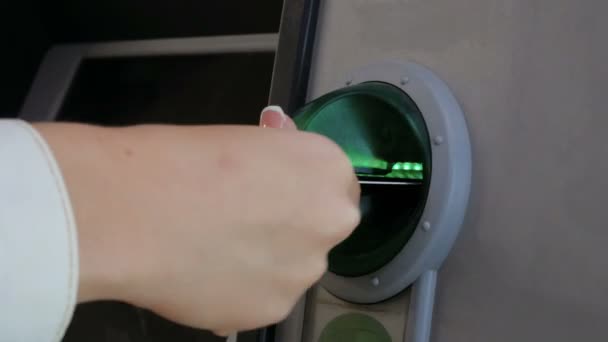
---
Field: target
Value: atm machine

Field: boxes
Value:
[267,1,608,342]
[266,1,471,341]
[14,0,608,341]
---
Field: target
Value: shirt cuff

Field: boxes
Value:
[0,119,79,342]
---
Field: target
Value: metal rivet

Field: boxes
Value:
[433,136,444,145]
[422,221,431,231]
[371,277,380,286]
[400,77,410,85]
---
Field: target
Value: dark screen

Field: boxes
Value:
[57,53,275,126]
[0,0,51,117]
[41,0,284,43]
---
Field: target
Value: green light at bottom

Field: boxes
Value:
[392,162,424,171]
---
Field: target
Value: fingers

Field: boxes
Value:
[260,106,297,130]
[260,104,361,207]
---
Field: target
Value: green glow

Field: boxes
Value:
[391,162,424,171]
[350,154,424,180]
[291,82,433,277]
[319,313,391,342]
[385,170,424,180]
[349,153,389,170]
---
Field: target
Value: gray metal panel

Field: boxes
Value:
[19,47,82,121]
[78,34,278,58]
[309,1,608,341]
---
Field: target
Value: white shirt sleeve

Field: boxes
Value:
[0,119,79,342]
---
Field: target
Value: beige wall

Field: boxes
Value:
[308,1,608,341]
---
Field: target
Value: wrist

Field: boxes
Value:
[33,123,131,303]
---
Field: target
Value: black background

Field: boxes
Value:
[0,0,283,117]
[58,54,276,126]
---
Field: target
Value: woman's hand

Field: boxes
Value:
[34,106,360,335]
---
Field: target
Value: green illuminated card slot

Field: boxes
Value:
[354,160,424,183]
[292,81,432,276]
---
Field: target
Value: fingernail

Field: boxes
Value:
[260,105,287,128]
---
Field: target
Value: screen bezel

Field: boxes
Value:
[266,0,321,341]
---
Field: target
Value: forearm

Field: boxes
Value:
[33,123,246,304]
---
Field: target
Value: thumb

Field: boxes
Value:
[260,105,297,130]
